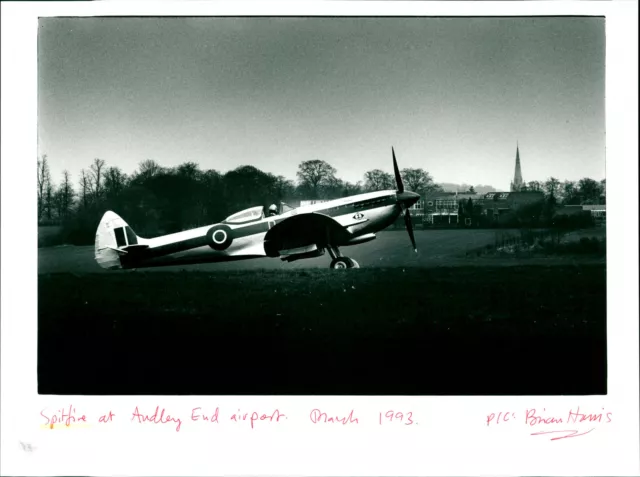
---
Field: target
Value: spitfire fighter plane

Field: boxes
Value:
[95,148,420,270]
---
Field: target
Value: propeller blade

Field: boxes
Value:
[404,208,417,252]
[392,147,404,193]
[393,147,416,252]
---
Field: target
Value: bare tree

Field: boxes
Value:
[561,180,579,205]
[175,162,201,179]
[37,155,51,221]
[401,168,436,193]
[79,169,93,208]
[363,169,394,191]
[59,170,75,217]
[527,180,543,192]
[52,188,65,220]
[90,158,106,199]
[577,177,602,205]
[103,166,128,197]
[272,175,296,200]
[296,160,337,198]
[44,180,55,220]
[544,177,561,199]
[136,159,164,180]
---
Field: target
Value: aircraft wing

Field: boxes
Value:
[263,212,353,257]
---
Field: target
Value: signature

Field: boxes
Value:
[530,428,596,441]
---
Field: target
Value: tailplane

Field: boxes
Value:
[95,211,146,270]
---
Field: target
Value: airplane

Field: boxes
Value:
[95,148,420,271]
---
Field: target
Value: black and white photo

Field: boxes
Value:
[37,16,607,396]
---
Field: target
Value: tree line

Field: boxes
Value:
[449,178,605,206]
[37,154,605,244]
[462,178,605,229]
[512,178,606,206]
[36,156,445,244]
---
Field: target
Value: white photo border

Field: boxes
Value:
[1,2,638,476]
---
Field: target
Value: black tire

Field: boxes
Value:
[330,257,355,269]
[206,225,233,251]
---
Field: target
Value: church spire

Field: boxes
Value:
[511,142,523,191]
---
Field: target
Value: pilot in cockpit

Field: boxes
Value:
[268,204,278,217]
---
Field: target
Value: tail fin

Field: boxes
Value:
[95,211,141,270]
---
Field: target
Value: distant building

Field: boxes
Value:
[510,144,524,192]
[582,204,606,219]
[416,191,482,225]
[558,204,606,227]
[482,191,545,221]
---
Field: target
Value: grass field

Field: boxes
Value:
[38,228,605,274]
[38,264,606,396]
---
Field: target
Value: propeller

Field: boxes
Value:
[404,206,417,252]
[392,147,420,253]
[392,147,404,193]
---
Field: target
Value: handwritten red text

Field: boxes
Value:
[485,407,613,441]
[229,409,286,429]
[131,406,182,432]
[525,408,564,426]
[98,411,116,423]
[567,406,612,424]
[191,407,219,423]
[379,411,415,425]
[309,409,359,425]
[486,411,515,426]
[41,405,87,429]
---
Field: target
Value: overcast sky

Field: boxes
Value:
[38,16,605,190]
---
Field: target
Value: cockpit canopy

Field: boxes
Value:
[223,205,265,224]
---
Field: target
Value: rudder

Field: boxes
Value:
[95,211,140,269]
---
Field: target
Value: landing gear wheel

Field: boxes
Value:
[330,257,357,269]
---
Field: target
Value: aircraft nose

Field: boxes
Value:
[396,191,421,207]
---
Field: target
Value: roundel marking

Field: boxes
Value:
[206,224,233,251]
[212,230,227,244]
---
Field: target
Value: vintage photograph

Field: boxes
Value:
[38,16,606,396]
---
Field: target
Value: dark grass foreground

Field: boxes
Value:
[38,265,606,395]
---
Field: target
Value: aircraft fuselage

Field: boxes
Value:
[97,189,416,270]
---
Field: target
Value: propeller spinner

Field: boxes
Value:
[392,147,420,252]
